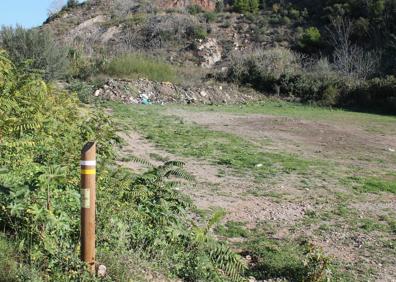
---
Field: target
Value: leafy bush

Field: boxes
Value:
[227,48,302,91]
[204,12,218,23]
[278,73,341,105]
[67,48,104,80]
[186,25,208,39]
[103,53,178,82]
[343,76,396,112]
[0,25,69,81]
[187,4,204,15]
[234,0,260,13]
[0,49,116,279]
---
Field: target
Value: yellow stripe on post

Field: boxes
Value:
[81,169,96,175]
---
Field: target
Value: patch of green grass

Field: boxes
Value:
[244,237,307,280]
[175,100,396,132]
[358,218,387,232]
[216,221,250,238]
[103,53,178,83]
[343,175,396,194]
[110,103,321,180]
[362,177,396,194]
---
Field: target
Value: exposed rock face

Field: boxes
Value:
[157,0,216,11]
[196,38,222,68]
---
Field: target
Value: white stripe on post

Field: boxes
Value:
[80,160,97,166]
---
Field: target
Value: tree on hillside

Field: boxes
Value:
[328,17,380,79]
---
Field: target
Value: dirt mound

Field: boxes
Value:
[93,78,263,104]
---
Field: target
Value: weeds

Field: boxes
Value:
[103,53,178,82]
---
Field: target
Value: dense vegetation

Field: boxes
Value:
[0,50,249,280]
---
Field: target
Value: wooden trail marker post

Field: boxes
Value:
[80,142,96,274]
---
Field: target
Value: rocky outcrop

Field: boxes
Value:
[196,38,222,68]
[157,0,216,11]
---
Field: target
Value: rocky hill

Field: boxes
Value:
[43,0,293,70]
[23,0,395,110]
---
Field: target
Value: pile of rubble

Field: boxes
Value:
[93,78,262,104]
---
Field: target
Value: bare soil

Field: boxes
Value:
[117,109,396,281]
[168,109,396,169]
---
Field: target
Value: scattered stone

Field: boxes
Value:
[97,264,107,277]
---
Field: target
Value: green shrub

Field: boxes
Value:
[0,25,69,81]
[344,76,396,113]
[204,12,218,23]
[234,0,260,13]
[225,48,344,105]
[281,16,291,25]
[186,25,208,39]
[278,73,341,104]
[67,48,102,80]
[298,27,321,51]
[320,85,340,106]
[103,53,178,82]
[0,49,116,280]
[226,48,301,92]
[187,4,204,15]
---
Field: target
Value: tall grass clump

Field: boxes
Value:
[103,53,178,82]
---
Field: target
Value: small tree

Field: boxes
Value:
[328,17,380,79]
[298,27,321,50]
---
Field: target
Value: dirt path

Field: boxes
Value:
[118,131,311,227]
